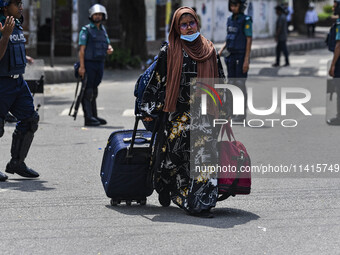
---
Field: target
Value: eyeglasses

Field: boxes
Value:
[179,21,197,30]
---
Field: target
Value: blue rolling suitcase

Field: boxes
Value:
[100,116,156,206]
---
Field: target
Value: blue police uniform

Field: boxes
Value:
[225,13,252,120]
[78,22,109,126]
[225,13,252,78]
[0,13,39,181]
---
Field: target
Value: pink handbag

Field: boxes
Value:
[218,124,251,201]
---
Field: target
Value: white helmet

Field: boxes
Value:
[89,4,107,20]
[308,2,315,8]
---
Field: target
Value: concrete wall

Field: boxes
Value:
[182,0,278,42]
[146,0,157,41]
[25,0,37,53]
[314,0,333,14]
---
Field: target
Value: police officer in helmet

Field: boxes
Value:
[0,0,39,181]
[328,0,340,125]
[218,0,252,122]
[78,4,114,126]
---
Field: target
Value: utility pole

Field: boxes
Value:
[165,0,172,40]
[293,0,309,34]
[50,0,55,67]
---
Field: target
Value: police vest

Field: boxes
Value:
[226,15,248,54]
[84,24,108,61]
[0,22,27,76]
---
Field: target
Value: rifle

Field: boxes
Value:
[69,76,87,120]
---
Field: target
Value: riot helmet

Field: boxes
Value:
[229,0,247,13]
[334,0,340,15]
[88,4,107,21]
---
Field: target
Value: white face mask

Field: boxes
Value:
[180,32,200,42]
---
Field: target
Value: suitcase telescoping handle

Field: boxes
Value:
[126,114,158,158]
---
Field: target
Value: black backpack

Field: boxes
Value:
[326,22,338,52]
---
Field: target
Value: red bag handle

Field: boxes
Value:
[221,123,236,142]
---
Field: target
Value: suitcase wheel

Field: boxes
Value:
[110,199,120,206]
[139,199,147,206]
[126,200,132,206]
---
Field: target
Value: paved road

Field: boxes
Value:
[0,48,339,255]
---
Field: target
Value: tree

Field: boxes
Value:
[119,0,147,60]
[293,0,309,34]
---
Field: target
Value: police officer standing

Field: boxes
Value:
[78,4,113,127]
[273,4,290,67]
[0,0,39,182]
[328,0,340,125]
[218,0,252,122]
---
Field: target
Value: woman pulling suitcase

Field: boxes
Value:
[141,7,231,218]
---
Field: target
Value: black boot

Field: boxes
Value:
[84,116,100,127]
[158,188,171,207]
[0,171,8,182]
[5,129,39,178]
[327,117,340,125]
[6,161,39,178]
[92,89,107,125]
[82,89,100,127]
[0,117,4,138]
[95,116,107,125]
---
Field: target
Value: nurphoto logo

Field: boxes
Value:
[197,81,312,128]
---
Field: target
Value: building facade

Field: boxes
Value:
[23,0,285,58]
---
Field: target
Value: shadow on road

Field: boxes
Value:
[258,68,280,76]
[44,96,73,105]
[106,204,259,229]
[0,179,55,192]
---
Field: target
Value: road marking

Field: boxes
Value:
[311,107,326,115]
[279,67,299,76]
[290,59,306,64]
[319,59,330,65]
[248,69,261,75]
[60,107,104,116]
[0,188,9,193]
[122,109,135,117]
[255,57,275,62]
[60,108,83,116]
[316,70,328,77]
[250,63,274,68]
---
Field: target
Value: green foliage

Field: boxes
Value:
[323,4,333,14]
[318,12,331,21]
[105,48,142,69]
[317,4,334,21]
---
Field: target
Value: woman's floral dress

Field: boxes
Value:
[141,44,231,213]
